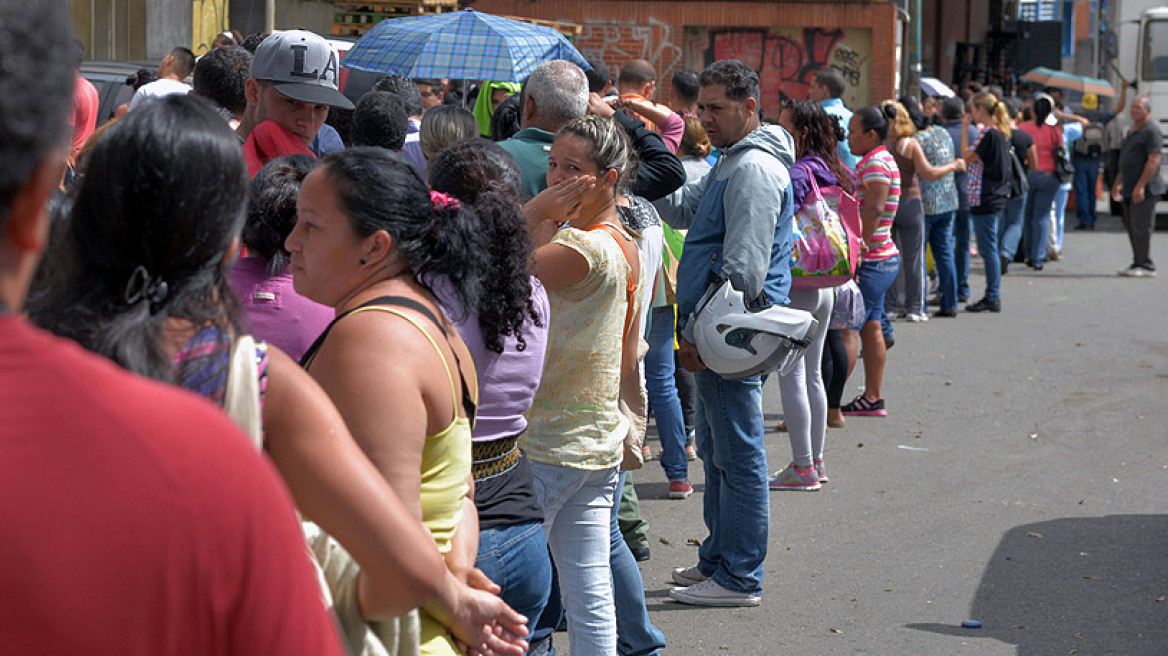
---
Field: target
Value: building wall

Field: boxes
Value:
[473,0,899,116]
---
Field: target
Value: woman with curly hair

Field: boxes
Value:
[427,138,553,642]
[770,100,854,490]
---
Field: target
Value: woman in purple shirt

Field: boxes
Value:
[229,155,334,361]
[428,139,553,643]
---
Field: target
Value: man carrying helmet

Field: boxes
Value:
[653,59,797,608]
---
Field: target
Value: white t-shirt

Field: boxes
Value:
[128,79,191,111]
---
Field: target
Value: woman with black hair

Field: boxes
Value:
[31,96,526,656]
[840,106,901,417]
[1017,93,1064,271]
[289,146,529,656]
[769,100,855,490]
[427,138,553,644]
[229,154,333,361]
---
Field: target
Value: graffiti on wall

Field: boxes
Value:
[705,27,872,118]
[580,17,684,83]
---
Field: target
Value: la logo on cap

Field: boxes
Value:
[289,43,338,85]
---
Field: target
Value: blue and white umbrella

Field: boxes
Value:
[341,9,590,82]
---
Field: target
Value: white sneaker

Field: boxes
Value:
[671,565,708,587]
[669,578,761,607]
[1118,266,1156,278]
[906,312,929,322]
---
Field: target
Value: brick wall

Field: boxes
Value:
[473,0,900,116]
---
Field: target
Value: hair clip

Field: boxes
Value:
[124,265,170,307]
[430,190,461,211]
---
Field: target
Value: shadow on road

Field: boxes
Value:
[908,514,1168,655]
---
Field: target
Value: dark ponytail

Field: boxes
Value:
[243,154,314,275]
[28,95,246,382]
[320,147,488,322]
[428,138,543,354]
[854,105,889,141]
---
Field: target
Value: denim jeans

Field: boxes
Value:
[645,307,688,482]
[855,255,901,327]
[953,208,972,300]
[475,521,552,644]
[611,471,665,656]
[530,461,619,656]
[1023,170,1060,265]
[1052,183,1070,253]
[1073,160,1100,227]
[924,211,957,312]
[693,370,768,595]
[971,210,1002,301]
[998,193,1026,261]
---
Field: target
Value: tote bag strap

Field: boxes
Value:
[223,334,262,450]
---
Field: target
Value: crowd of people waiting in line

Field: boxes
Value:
[7,6,1160,655]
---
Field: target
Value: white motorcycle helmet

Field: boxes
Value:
[692,278,818,380]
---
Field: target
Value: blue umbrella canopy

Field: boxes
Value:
[340,9,590,82]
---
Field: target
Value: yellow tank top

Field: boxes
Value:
[349,305,474,656]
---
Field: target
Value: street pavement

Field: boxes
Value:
[573,211,1168,655]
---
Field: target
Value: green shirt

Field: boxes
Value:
[499,127,555,199]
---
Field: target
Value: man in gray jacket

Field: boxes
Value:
[654,59,796,607]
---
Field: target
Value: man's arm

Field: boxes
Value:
[1133,151,1162,203]
[610,110,685,201]
[720,158,788,304]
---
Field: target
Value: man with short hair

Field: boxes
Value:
[373,74,427,171]
[0,3,345,652]
[415,78,444,111]
[808,67,859,169]
[192,45,252,126]
[616,59,683,153]
[1111,95,1162,277]
[498,59,591,198]
[236,30,354,175]
[351,91,409,152]
[654,59,797,608]
[670,68,700,118]
[128,46,195,110]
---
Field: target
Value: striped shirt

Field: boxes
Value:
[855,145,901,262]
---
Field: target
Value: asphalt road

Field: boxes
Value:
[569,210,1168,655]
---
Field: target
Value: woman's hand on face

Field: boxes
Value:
[526,175,595,225]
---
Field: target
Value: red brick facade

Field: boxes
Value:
[472,0,899,116]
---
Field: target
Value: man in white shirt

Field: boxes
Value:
[128,47,195,110]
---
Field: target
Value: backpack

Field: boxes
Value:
[1074,122,1106,159]
[1007,144,1029,200]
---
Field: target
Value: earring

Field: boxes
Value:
[359,258,367,265]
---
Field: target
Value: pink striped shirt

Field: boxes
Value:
[855,145,901,262]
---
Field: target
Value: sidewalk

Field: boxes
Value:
[617,210,1168,655]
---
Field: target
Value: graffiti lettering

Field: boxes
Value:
[708,27,870,116]
[580,17,683,84]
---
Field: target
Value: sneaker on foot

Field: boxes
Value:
[840,395,887,417]
[965,297,1001,313]
[1119,266,1156,278]
[668,480,694,499]
[814,459,829,483]
[906,312,929,322]
[671,565,708,587]
[642,445,654,460]
[685,445,697,461]
[669,578,761,607]
[769,465,822,491]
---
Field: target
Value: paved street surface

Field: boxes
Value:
[579,211,1168,655]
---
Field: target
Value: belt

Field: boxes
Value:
[471,434,521,482]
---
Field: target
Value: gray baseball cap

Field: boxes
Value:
[251,30,354,110]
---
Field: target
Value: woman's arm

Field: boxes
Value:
[262,347,445,618]
[532,242,590,291]
[859,179,890,244]
[961,116,979,162]
[1026,144,1039,172]
[908,138,965,181]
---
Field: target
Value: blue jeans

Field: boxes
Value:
[645,307,687,483]
[1023,170,1060,265]
[530,462,619,656]
[953,208,972,300]
[1073,160,1100,227]
[924,212,957,312]
[476,521,552,645]
[855,255,901,327]
[693,370,768,595]
[611,472,665,656]
[971,210,1002,301]
[999,193,1026,261]
[1053,183,1070,252]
